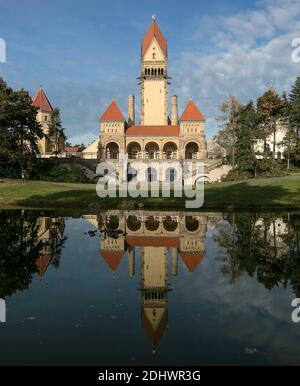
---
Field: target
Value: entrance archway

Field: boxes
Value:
[185,142,199,159]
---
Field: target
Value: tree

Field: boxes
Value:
[285,77,300,166]
[48,107,66,155]
[98,140,104,160]
[235,102,260,177]
[0,77,44,177]
[256,88,285,159]
[216,94,243,168]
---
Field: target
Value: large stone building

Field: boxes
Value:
[85,17,207,172]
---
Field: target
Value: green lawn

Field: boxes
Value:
[0,175,300,211]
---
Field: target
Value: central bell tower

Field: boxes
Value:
[140,16,169,126]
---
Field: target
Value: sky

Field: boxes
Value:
[0,0,300,145]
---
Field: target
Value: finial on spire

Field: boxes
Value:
[269,80,273,89]
[39,84,43,89]
[152,15,156,23]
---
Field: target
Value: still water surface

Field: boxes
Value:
[0,209,300,365]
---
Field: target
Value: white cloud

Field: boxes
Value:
[172,0,300,139]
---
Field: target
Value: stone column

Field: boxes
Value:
[171,95,178,126]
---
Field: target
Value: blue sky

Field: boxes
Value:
[1,0,300,144]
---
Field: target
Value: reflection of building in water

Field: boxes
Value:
[255,217,288,258]
[84,211,207,347]
[35,217,65,278]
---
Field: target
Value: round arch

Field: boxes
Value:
[145,142,159,159]
[163,216,178,232]
[105,142,119,160]
[145,216,160,231]
[185,142,199,159]
[127,142,141,159]
[185,216,200,232]
[106,216,119,230]
[127,215,141,232]
[163,141,178,159]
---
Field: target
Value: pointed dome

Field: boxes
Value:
[181,251,205,272]
[32,88,53,112]
[180,100,205,121]
[142,308,168,345]
[142,18,167,58]
[100,100,125,122]
[101,251,124,272]
[36,255,53,278]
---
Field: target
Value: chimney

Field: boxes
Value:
[171,95,178,125]
[128,95,135,125]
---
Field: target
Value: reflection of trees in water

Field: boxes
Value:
[0,212,66,298]
[214,212,300,296]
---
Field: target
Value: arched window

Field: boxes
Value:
[145,216,159,231]
[105,142,119,160]
[185,216,199,232]
[145,142,159,159]
[127,142,141,159]
[161,68,164,75]
[152,53,156,59]
[151,68,154,75]
[163,216,178,231]
[106,216,119,231]
[127,215,141,232]
[185,142,199,159]
[154,68,157,75]
[163,142,178,159]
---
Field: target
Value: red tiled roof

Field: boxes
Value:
[101,251,124,272]
[142,20,167,58]
[181,251,205,272]
[100,100,125,122]
[36,255,52,277]
[180,100,205,121]
[125,125,179,136]
[142,308,168,345]
[32,88,53,112]
[126,236,180,248]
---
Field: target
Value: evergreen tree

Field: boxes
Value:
[48,107,66,155]
[216,94,243,168]
[257,88,285,159]
[286,76,300,165]
[0,77,44,177]
[235,101,260,177]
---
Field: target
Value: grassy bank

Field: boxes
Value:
[0,175,300,211]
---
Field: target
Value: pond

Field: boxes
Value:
[0,209,300,365]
